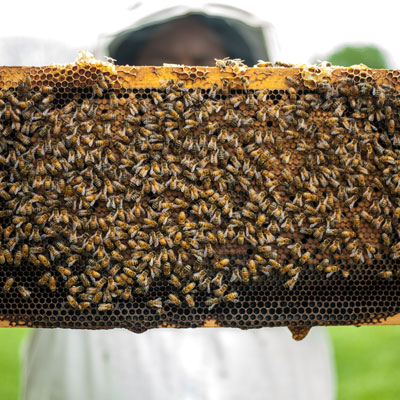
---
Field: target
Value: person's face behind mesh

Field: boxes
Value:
[134,16,229,66]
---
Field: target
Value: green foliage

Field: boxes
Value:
[326,46,388,69]
[330,326,400,400]
[0,328,30,400]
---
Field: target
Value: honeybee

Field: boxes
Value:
[37,254,50,268]
[214,283,228,297]
[109,249,123,261]
[65,275,78,289]
[392,251,400,260]
[134,267,149,284]
[69,284,85,295]
[85,268,100,279]
[205,297,219,310]
[351,248,365,263]
[299,251,311,264]
[378,270,393,279]
[372,215,384,229]
[201,242,213,258]
[92,82,104,97]
[208,83,218,99]
[38,272,51,286]
[3,223,16,239]
[388,119,395,134]
[177,210,187,225]
[167,293,181,307]
[341,230,356,241]
[107,92,119,109]
[213,258,229,270]
[364,243,377,259]
[275,236,291,246]
[284,277,298,290]
[48,276,56,292]
[185,294,195,308]
[66,295,79,309]
[147,298,163,309]
[391,241,400,253]
[196,275,210,292]
[222,292,239,303]
[17,285,31,299]
[382,233,391,246]
[66,254,79,267]
[3,224,15,239]
[98,303,114,312]
[210,271,223,287]
[288,242,302,257]
[324,265,339,277]
[3,277,14,292]
[117,286,130,301]
[244,259,257,276]
[240,267,250,283]
[233,230,244,245]
[316,258,330,272]
[288,87,297,101]
[77,301,90,310]
[0,249,6,265]
[214,230,225,245]
[9,247,20,264]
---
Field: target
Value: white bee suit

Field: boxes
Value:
[21,327,335,400]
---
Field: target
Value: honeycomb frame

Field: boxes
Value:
[1,59,400,335]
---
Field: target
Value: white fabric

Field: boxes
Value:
[21,327,335,400]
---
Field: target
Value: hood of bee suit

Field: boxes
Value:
[95,3,280,66]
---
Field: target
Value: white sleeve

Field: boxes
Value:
[21,327,335,400]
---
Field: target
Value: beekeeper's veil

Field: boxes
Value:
[95,3,279,65]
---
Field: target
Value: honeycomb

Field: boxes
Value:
[1,53,400,338]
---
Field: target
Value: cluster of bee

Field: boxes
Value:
[0,60,400,317]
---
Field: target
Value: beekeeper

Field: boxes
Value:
[21,4,335,400]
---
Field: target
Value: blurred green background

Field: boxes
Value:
[0,328,29,400]
[1,327,400,399]
[325,45,388,69]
